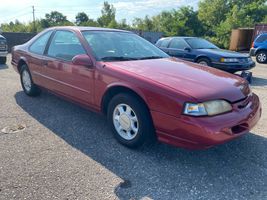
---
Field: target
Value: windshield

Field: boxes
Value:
[185,38,218,49]
[82,31,169,61]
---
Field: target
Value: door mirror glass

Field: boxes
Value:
[72,54,93,68]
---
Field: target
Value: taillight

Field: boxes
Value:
[251,42,254,48]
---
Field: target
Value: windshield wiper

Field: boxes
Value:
[100,56,139,61]
[138,56,164,60]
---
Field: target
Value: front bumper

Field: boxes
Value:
[152,93,261,149]
[212,61,256,72]
[0,51,8,57]
[249,48,256,56]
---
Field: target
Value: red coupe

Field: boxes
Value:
[12,27,261,149]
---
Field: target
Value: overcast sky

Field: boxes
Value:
[0,0,199,24]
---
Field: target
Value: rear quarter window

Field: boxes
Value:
[29,30,53,55]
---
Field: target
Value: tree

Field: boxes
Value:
[132,7,203,37]
[76,12,89,25]
[198,0,229,33]
[41,11,73,28]
[97,1,116,27]
[199,0,267,48]
[117,19,130,29]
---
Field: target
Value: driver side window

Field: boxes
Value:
[47,30,86,61]
[169,39,188,49]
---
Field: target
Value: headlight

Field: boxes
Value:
[220,58,239,63]
[184,100,232,116]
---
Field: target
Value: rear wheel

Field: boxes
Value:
[256,51,267,63]
[197,58,211,66]
[20,64,41,96]
[107,93,154,148]
[0,57,6,64]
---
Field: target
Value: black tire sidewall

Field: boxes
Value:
[256,51,267,63]
[107,93,154,148]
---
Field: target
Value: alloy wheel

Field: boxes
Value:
[257,53,266,63]
[22,70,32,92]
[113,103,139,140]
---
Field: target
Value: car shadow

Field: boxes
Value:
[251,76,267,87]
[15,91,267,200]
[0,63,8,70]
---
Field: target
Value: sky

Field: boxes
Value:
[0,0,199,24]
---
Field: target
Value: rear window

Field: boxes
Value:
[256,34,267,43]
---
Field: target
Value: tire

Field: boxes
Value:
[107,93,155,148]
[256,51,267,63]
[0,57,6,64]
[196,58,211,66]
[20,64,41,96]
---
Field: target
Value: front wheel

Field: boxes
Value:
[256,51,267,63]
[197,58,211,66]
[20,65,41,96]
[107,93,154,148]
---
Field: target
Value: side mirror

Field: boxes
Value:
[184,47,191,52]
[72,54,93,68]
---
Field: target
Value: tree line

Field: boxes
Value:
[1,0,266,48]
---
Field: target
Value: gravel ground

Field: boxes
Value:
[0,55,267,200]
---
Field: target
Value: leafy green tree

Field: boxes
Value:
[133,7,203,37]
[41,11,73,28]
[199,0,267,48]
[76,12,89,25]
[117,19,130,29]
[198,0,229,33]
[97,1,116,27]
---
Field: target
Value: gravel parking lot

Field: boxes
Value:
[0,55,267,200]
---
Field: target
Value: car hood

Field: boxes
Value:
[105,58,249,102]
[198,48,249,58]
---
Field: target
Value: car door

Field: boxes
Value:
[27,30,54,86]
[43,30,94,105]
[167,38,189,59]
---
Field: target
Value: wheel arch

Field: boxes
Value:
[101,84,149,115]
[17,57,28,73]
[194,55,212,63]
[255,48,267,55]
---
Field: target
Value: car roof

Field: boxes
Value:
[257,33,267,37]
[160,36,197,40]
[45,26,131,33]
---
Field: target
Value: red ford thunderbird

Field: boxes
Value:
[11,27,261,149]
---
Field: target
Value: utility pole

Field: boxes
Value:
[32,6,36,33]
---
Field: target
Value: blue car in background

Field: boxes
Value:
[156,37,255,73]
[250,33,267,64]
